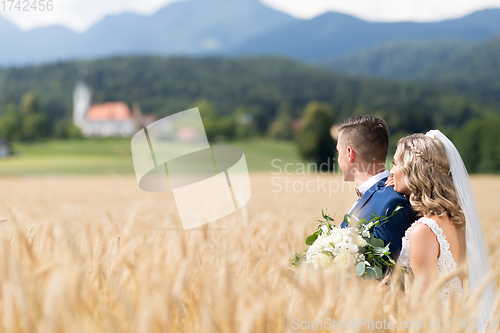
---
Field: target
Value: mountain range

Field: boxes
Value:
[0,0,500,65]
[228,8,500,60]
[316,35,500,107]
[0,0,297,65]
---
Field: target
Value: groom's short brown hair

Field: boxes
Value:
[338,115,389,163]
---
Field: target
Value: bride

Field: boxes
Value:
[385,130,497,321]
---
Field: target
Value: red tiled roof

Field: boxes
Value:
[86,102,132,120]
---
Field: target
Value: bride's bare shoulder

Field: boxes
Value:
[409,221,436,240]
[408,220,440,260]
[408,218,440,247]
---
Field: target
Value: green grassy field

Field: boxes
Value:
[0,138,305,175]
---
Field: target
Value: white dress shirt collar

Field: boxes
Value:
[357,170,390,196]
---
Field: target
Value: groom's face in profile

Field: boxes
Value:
[336,130,355,182]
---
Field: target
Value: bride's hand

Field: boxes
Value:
[385,176,395,187]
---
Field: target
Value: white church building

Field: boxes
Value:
[73,80,152,137]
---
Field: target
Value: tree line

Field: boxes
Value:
[0,55,498,172]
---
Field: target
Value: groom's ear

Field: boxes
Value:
[347,147,355,163]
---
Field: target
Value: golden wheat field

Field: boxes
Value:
[0,173,499,332]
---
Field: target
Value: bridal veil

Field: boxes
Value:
[426,129,497,322]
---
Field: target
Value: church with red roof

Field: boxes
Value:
[73,79,155,137]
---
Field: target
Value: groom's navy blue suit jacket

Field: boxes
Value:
[340,177,416,266]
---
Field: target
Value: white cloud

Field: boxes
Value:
[261,0,500,22]
[1,0,500,32]
[0,0,183,32]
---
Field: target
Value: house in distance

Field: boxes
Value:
[73,78,156,137]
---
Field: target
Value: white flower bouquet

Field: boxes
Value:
[290,206,402,280]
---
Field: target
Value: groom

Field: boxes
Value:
[336,115,415,266]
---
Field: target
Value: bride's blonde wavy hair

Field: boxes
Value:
[395,133,465,228]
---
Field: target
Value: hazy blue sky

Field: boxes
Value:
[1,0,500,32]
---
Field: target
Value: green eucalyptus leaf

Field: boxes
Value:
[374,266,383,279]
[355,261,366,276]
[343,214,352,226]
[367,237,384,247]
[362,267,378,280]
[306,233,319,246]
[373,243,391,255]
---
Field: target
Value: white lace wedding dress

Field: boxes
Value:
[398,216,464,303]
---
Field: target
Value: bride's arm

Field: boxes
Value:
[408,223,439,288]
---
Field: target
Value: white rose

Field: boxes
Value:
[347,244,359,254]
[334,250,356,268]
[312,253,334,270]
[342,228,354,237]
[335,241,348,250]
[356,235,368,247]
[342,228,357,243]
[306,235,325,263]
[324,230,343,245]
